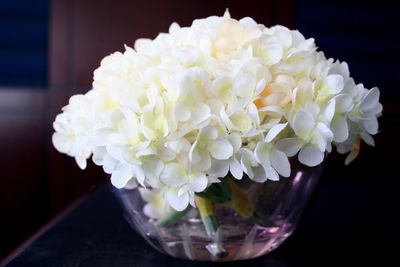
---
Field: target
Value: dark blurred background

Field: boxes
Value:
[0,0,399,260]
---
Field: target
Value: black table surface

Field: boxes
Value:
[3,174,399,267]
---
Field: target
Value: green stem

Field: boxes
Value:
[195,195,218,236]
[195,195,228,259]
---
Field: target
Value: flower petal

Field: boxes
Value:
[254,142,271,166]
[210,77,233,104]
[92,147,106,166]
[275,138,302,157]
[361,87,380,111]
[261,43,283,66]
[229,158,243,179]
[258,105,284,116]
[293,110,315,137]
[313,131,326,152]
[52,133,72,154]
[188,173,208,192]
[160,163,185,187]
[324,98,336,122]
[230,111,252,133]
[248,102,260,125]
[134,38,151,51]
[265,122,287,143]
[226,134,242,152]
[255,78,267,96]
[240,149,255,178]
[165,189,189,211]
[270,149,291,177]
[331,116,349,143]
[201,126,218,140]
[220,106,234,130]
[75,155,87,170]
[194,151,212,172]
[252,166,269,182]
[143,158,164,187]
[335,94,353,113]
[174,102,191,122]
[106,144,124,162]
[189,140,200,162]
[111,164,133,189]
[233,73,256,97]
[360,131,375,146]
[363,117,378,135]
[324,74,344,94]
[103,154,117,174]
[298,146,324,167]
[208,139,233,160]
[264,165,279,181]
[208,160,230,177]
[158,146,176,161]
[316,122,333,142]
[191,103,211,124]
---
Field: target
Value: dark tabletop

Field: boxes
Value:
[3,170,399,267]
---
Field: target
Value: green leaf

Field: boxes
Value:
[196,179,231,203]
[251,210,275,227]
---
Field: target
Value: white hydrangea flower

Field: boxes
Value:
[52,12,382,212]
[254,122,291,181]
[189,126,233,171]
[174,68,211,126]
[287,102,335,167]
[161,163,208,211]
[52,92,98,169]
[208,133,242,179]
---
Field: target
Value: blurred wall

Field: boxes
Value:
[0,0,50,259]
[0,0,48,87]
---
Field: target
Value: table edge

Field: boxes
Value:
[0,193,88,267]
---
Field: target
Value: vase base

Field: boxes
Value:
[145,221,294,262]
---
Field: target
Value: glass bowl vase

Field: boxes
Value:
[113,161,323,262]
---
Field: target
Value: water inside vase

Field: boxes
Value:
[140,214,294,261]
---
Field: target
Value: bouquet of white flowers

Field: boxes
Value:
[52,11,381,258]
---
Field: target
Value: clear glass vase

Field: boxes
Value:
[113,161,323,262]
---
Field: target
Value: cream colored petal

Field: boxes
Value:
[208,139,233,160]
[270,149,290,177]
[188,173,208,192]
[363,117,379,135]
[111,163,133,189]
[331,116,349,143]
[275,138,303,157]
[165,189,189,211]
[52,133,72,154]
[298,146,324,167]
[209,160,230,177]
[293,110,315,137]
[265,122,287,143]
[361,87,380,111]
[160,163,185,187]
[229,158,243,180]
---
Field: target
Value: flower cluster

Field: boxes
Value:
[53,11,381,211]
